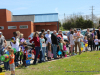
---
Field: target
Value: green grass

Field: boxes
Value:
[5,51,100,75]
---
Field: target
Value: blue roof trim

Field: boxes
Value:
[13,13,58,16]
[34,21,58,23]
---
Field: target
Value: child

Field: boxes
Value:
[94,36,99,50]
[23,46,28,67]
[63,42,67,57]
[9,49,15,75]
[40,34,46,62]
[4,46,11,71]
[84,36,88,51]
[59,39,63,58]
[47,42,52,61]
[80,39,84,52]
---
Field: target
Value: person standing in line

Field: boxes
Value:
[73,29,81,54]
[0,32,6,68]
[69,31,74,56]
[40,34,46,62]
[85,28,93,51]
[51,30,58,59]
[45,29,51,59]
[97,27,100,50]
[93,28,97,50]
[94,36,99,51]
[30,31,42,65]
[10,32,20,67]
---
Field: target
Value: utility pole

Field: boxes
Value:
[90,6,95,27]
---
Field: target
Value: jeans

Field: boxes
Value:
[41,47,46,61]
[14,52,19,67]
[88,40,93,51]
[4,61,9,70]
[52,44,57,58]
[0,49,3,65]
[33,47,42,64]
[93,40,95,50]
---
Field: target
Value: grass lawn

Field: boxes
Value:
[4,51,100,75]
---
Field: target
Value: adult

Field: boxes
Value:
[57,30,63,56]
[39,29,47,42]
[67,28,73,43]
[0,32,5,66]
[73,29,81,54]
[51,30,58,59]
[97,27,100,50]
[45,29,52,44]
[11,32,20,67]
[85,28,93,51]
[69,31,74,56]
[30,31,42,64]
[93,28,97,50]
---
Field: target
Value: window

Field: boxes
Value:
[19,25,28,29]
[8,26,17,29]
[0,26,4,30]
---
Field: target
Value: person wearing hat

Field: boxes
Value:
[97,27,100,50]
[0,32,5,66]
[45,29,51,59]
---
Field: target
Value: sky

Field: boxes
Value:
[0,0,100,19]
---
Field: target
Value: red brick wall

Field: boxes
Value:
[0,9,6,23]
[0,21,33,39]
[6,10,12,22]
[34,22,59,32]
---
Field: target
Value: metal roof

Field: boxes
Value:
[34,13,58,23]
[13,13,58,23]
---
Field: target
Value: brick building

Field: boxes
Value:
[0,9,59,39]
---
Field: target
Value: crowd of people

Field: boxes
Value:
[0,27,100,75]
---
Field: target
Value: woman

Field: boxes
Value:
[69,31,74,56]
[30,31,42,65]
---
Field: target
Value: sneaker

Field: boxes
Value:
[74,53,77,55]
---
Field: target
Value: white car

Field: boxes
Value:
[26,32,68,44]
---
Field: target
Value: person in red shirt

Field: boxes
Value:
[30,31,42,65]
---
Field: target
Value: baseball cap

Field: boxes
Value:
[0,32,2,35]
[47,29,50,32]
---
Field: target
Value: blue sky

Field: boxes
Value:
[0,0,100,19]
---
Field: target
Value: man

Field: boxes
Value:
[51,30,58,59]
[97,27,100,50]
[45,29,52,44]
[93,28,97,50]
[73,29,81,54]
[0,32,5,66]
[85,28,93,51]
[45,29,51,59]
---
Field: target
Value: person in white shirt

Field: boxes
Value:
[73,29,81,54]
[45,29,51,59]
[45,29,51,44]
[94,36,99,50]
[69,31,74,56]
[11,32,20,67]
